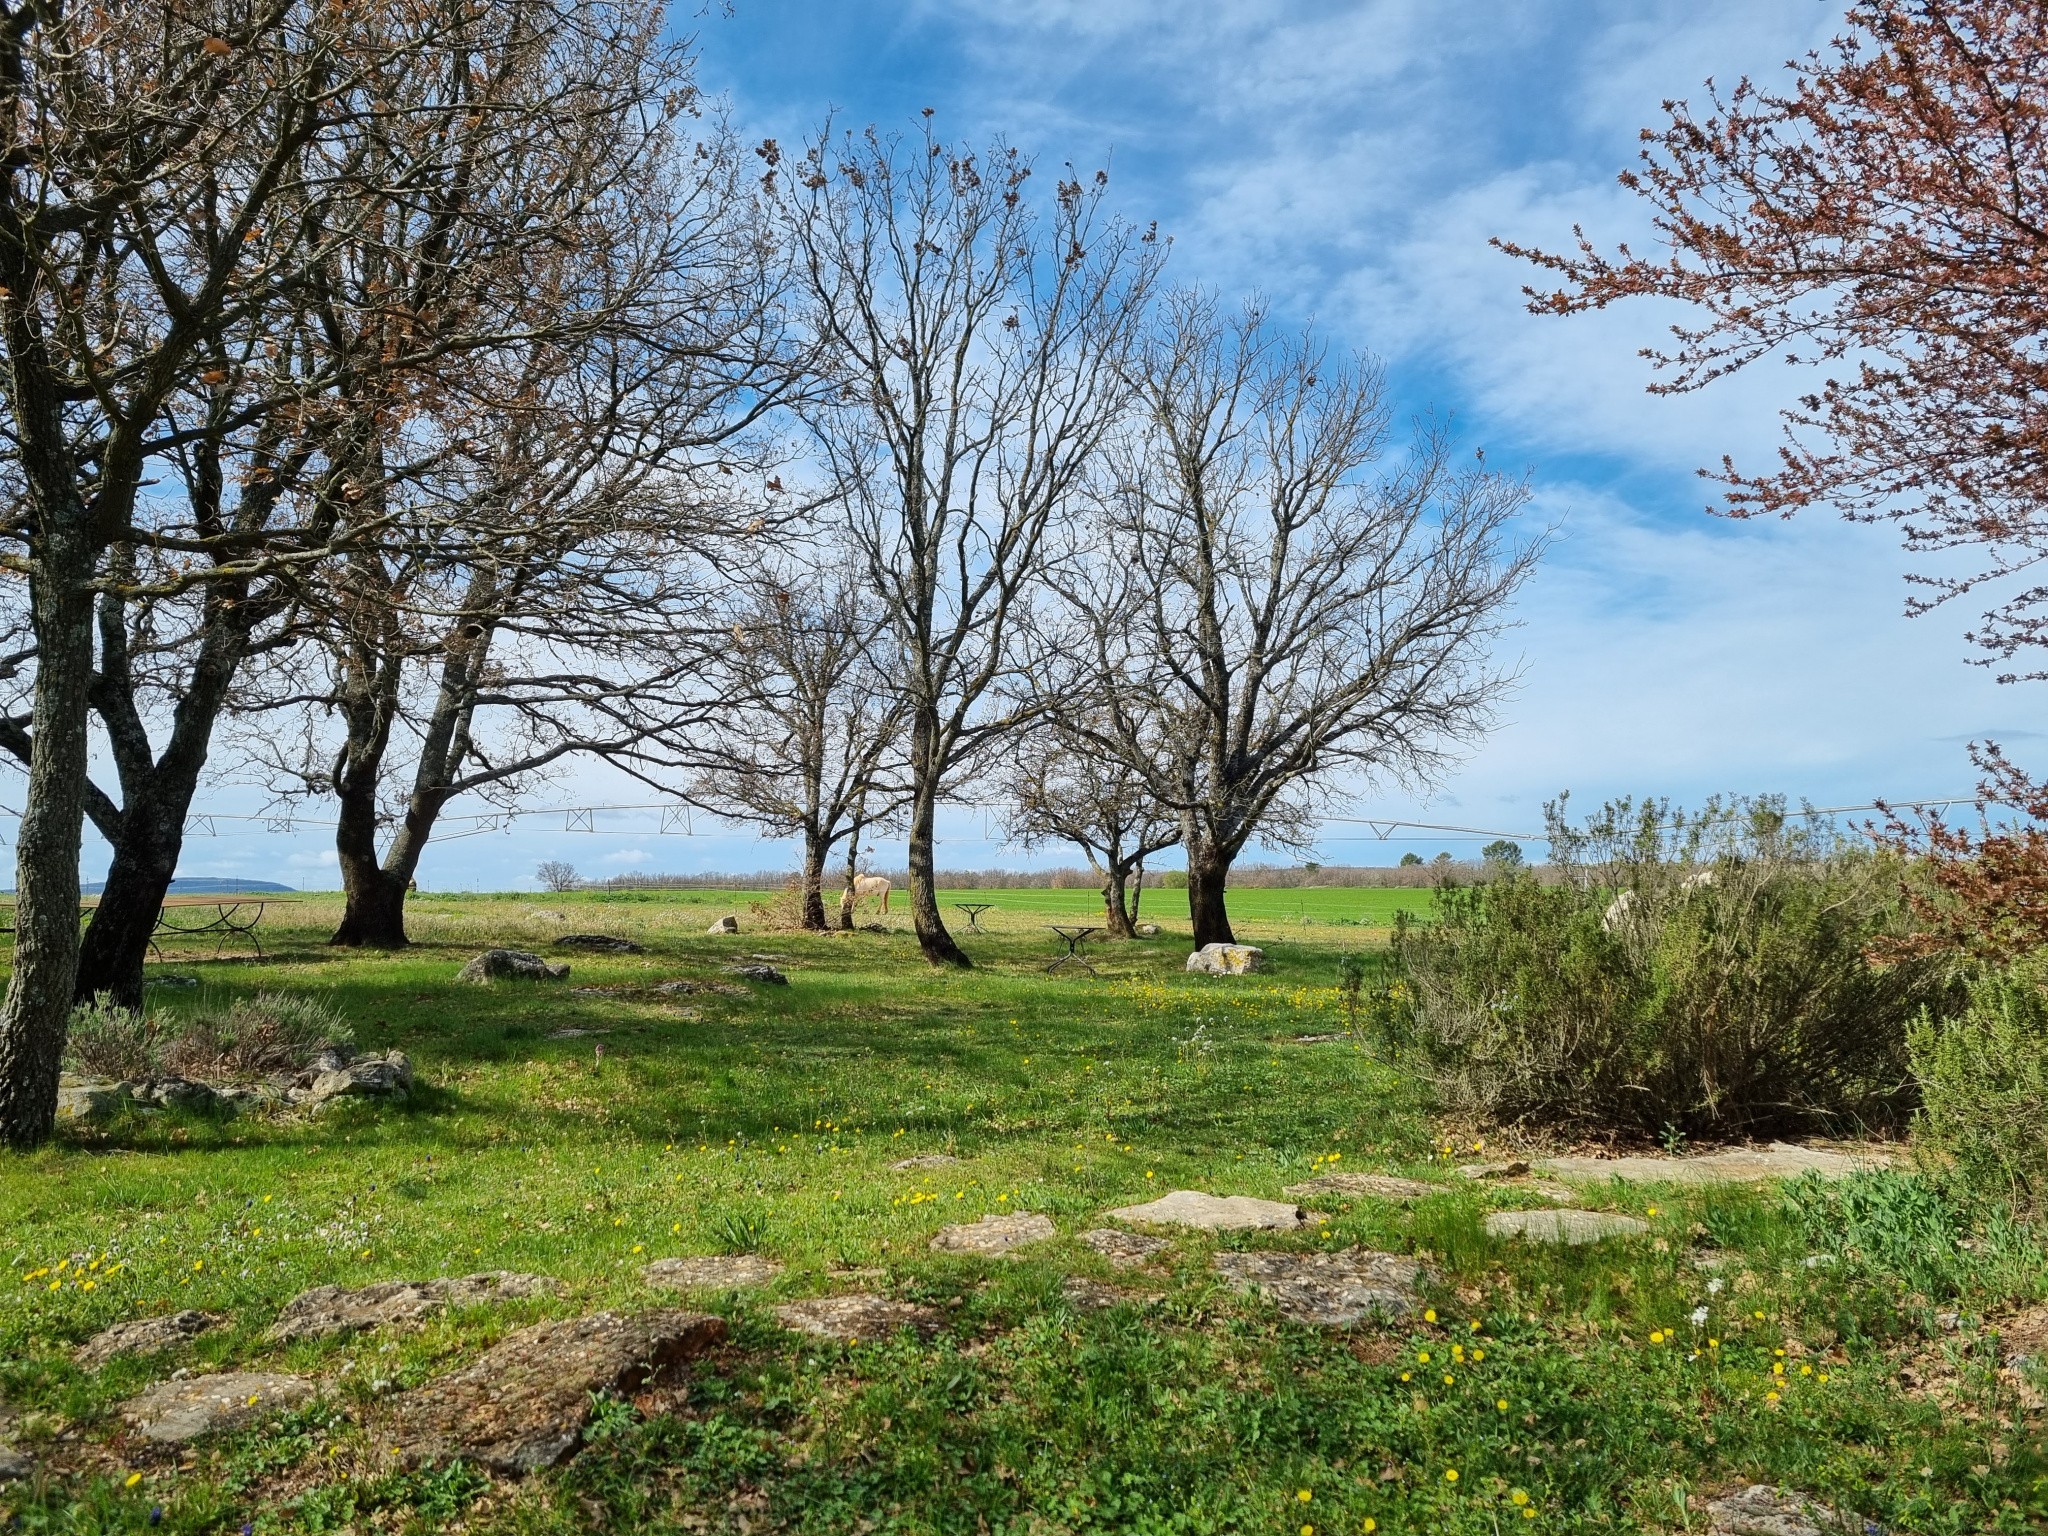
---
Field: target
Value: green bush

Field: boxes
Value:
[63,995,160,1079]
[1157,869,1188,889]
[1393,794,1962,1138]
[1910,955,2048,1214]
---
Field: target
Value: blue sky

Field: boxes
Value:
[147,0,2032,890]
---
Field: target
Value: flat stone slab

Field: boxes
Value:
[1485,1209,1650,1245]
[1704,1484,1856,1536]
[269,1271,557,1343]
[890,1154,962,1170]
[76,1309,225,1370]
[121,1371,317,1444]
[1061,1275,1159,1311]
[1284,1173,1441,1202]
[1213,1248,1428,1327]
[387,1309,723,1474]
[1077,1228,1172,1268]
[772,1295,943,1342]
[642,1255,783,1289]
[930,1212,1056,1256]
[1535,1144,1888,1186]
[1105,1190,1306,1231]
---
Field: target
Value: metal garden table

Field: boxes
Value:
[1045,924,1101,976]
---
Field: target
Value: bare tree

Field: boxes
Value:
[675,558,907,930]
[1057,294,1543,948]
[779,120,1163,966]
[1001,725,1178,937]
[537,860,581,892]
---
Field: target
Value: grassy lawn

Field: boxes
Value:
[1,889,2042,1534]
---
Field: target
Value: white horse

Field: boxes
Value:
[849,874,891,914]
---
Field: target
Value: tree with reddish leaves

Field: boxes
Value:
[1498,0,2048,954]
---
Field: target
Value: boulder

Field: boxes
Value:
[1184,943,1265,975]
[385,1309,724,1474]
[706,916,739,935]
[1283,1173,1442,1202]
[772,1295,943,1342]
[554,934,645,954]
[930,1212,1056,1257]
[642,1255,783,1290]
[291,1050,412,1110]
[268,1271,556,1343]
[457,949,570,983]
[55,1080,124,1122]
[1076,1228,1172,1268]
[1703,1484,1854,1536]
[1104,1190,1306,1232]
[1212,1248,1429,1327]
[1484,1209,1650,1245]
[723,963,788,985]
[120,1371,317,1445]
[75,1309,225,1370]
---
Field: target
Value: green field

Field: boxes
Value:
[0,888,2041,1535]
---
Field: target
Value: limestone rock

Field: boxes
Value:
[554,934,645,954]
[1077,1228,1172,1268]
[128,1077,224,1113]
[0,1442,27,1482]
[457,949,569,984]
[772,1295,942,1342]
[1703,1484,1856,1536]
[930,1212,1056,1256]
[1283,1173,1442,1202]
[75,1310,225,1370]
[723,963,788,985]
[1061,1275,1157,1311]
[1184,943,1265,975]
[121,1371,317,1445]
[1104,1190,1306,1231]
[1484,1209,1650,1245]
[642,1255,783,1290]
[292,1050,412,1110]
[1213,1248,1429,1327]
[268,1271,556,1343]
[1535,1143,1888,1187]
[386,1309,724,1474]
[891,1154,962,1170]
[706,915,739,935]
[56,1081,124,1122]
[1134,923,1161,938]
[1457,1160,1530,1180]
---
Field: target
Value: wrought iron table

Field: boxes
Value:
[953,902,995,933]
[1046,924,1101,976]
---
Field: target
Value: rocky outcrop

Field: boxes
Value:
[1213,1248,1428,1327]
[929,1212,1056,1256]
[268,1272,556,1343]
[121,1372,318,1445]
[772,1296,943,1342]
[1077,1228,1172,1268]
[457,949,570,983]
[1104,1191,1307,1231]
[642,1255,782,1289]
[75,1310,225,1370]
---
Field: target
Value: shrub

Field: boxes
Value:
[1394,794,1962,1139]
[1910,954,2048,1214]
[159,991,353,1082]
[64,995,161,1079]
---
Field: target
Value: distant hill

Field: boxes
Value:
[76,877,296,895]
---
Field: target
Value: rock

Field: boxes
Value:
[1213,1248,1429,1327]
[723,963,788,985]
[457,948,570,983]
[554,934,645,953]
[145,973,201,989]
[129,1076,224,1113]
[56,1081,124,1122]
[1134,923,1161,937]
[1484,1209,1650,1245]
[268,1271,557,1343]
[1061,1275,1157,1311]
[891,1154,962,1170]
[1703,1484,1856,1536]
[1104,1190,1307,1232]
[1535,1143,1891,1187]
[216,1083,287,1114]
[1457,1160,1530,1180]
[1077,1228,1173,1268]
[772,1295,943,1342]
[1283,1173,1442,1202]
[1291,1033,1350,1044]
[386,1309,724,1474]
[121,1371,317,1445]
[930,1212,1056,1256]
[1184,943,1265,975]
[0,1442,27,1481]
[75,1310,225,1370]
[291,1050,412,1110]
[706,916,739,935]
[642,1255,783,1290]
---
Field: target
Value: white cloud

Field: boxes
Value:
[601,848,654,865]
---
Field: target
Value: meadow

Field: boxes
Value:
[0,888,2041,1535]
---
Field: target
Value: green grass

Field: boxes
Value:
[1,888,2043,1535]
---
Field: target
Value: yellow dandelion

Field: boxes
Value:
[1424,1308,1438,1323]
[125,1472,143,1488]
[1511,1491,1529,1507]
[1444,1468,1459,1484]
[1298,1489,1313,1503]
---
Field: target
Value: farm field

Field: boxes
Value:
[0,889,2041,1535]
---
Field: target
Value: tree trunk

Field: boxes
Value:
[73,810,180,1010]
[1185,836,1236,948]
[332,764,410,947]
[906,708,969,966]
[1100,862,1137,938]
[800,829,830,931]
[0,528,96,1148]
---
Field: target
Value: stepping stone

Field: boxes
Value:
[1213,1248,1429,1327]
[387,1309,723,1474]
[1077,1228,1171,1268]
[75,1309,225,1370]
[121,1371,317,1444]
[1703,1484,1855,1536]
[1535,1143,1888,1187]
[930,1212,1056,1256]
[772,1295,943,1342]
[642,1255,782,1289]
[1104,1190,1307,1231]
[554,934,645,953]
[268,1272,558,1343]
[1485,1209,1650,1245]
[891,1154,962,1170]
[1060,1275,1157,1312]
[1284,1173,1441,1202]
[1457,1160,1530,1180]
[1185,943,1265,975]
